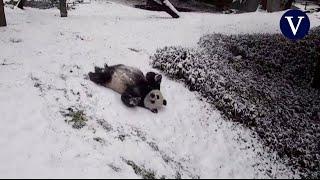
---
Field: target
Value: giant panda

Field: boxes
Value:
[88,64,167,113]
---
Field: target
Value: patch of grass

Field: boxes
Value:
[63,108,88,129]
[118,134,127,142]
[93,137,105,144]
[124,159,157,179]
[97,119,113,132]
[108,164,122,172]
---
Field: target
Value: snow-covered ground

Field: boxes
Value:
[1,1,319,178]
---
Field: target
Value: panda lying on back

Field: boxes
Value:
[88,64,167,113]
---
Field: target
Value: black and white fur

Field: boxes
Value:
[88,64,167,113]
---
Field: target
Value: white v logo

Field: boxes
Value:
[285,16,305,36]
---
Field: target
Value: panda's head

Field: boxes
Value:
[143,89,167,113]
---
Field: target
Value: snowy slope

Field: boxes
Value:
[1,1,319,178]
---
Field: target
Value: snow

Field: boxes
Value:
[0,1,319,178]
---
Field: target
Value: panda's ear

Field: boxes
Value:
[155,74,162,83]
[163,99,167,106]
[146,72,156,82]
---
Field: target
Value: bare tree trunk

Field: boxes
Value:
[148,0,179,18]
[260,0,267,10]
[161,0,180,18]
[0,0,6,27]
[17,0,26,9]
[267,0,281,12]
[284,0,294,10]
[312,59,320,90]
[60,0,67,17]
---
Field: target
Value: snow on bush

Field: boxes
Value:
[151,27,320,178]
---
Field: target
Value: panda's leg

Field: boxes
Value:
[104,63,109,70]
[89,69,106,85]
[121,94,141,107]
[89,65,112,86]
[121,87,141,107]
[146,72,162,90]
[150,109,158,113]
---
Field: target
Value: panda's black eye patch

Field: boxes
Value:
[156,95,160,99]
[150,93,155,98]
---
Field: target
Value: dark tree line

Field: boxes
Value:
[58,0,179,18]
[0,0,6,26]
[284,0,295,9]
[16,0,67,17]
[259,0,294,11]
[59,0,67,17]
[17,0,26,9]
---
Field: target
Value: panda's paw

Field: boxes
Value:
[151,109,158,113]
[129,97,141,106]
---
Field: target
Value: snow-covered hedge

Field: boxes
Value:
[151,27,320,178]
